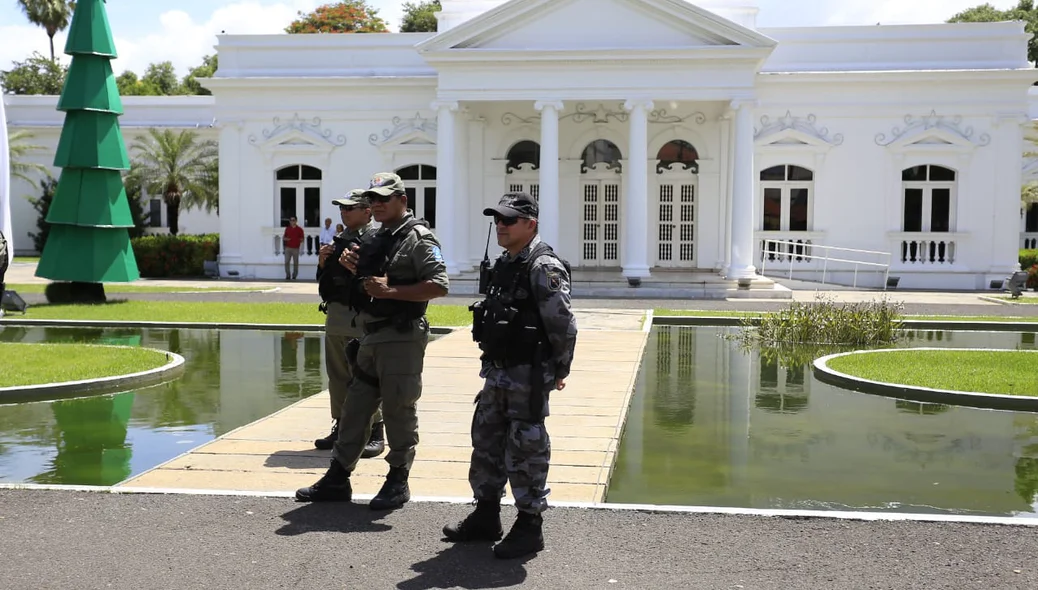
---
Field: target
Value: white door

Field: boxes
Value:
[654,175,696,267]
[579,169,621,267]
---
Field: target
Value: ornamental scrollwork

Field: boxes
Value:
[874,110,990,147]
[368,112,437,146]
[755,110,844,146]
[648,109,707,125]
[248,113,346,147]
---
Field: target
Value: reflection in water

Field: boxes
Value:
[608,326,1038,518]
[0,326,329,486]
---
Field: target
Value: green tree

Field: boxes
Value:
[400,0,440,32]
[27,177,58,253]
[128,128,218,235]
[141,61,183,95]
[285,1,389,33]
[948,1,1038,65]
[8,130,51,188]
[0,52,67,95]
[17,0,76,62]
[181,54,218,96]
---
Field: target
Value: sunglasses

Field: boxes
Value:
[338,205,360,212]
[493,215,521,226]
[366,192,398,204]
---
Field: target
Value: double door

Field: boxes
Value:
[654,176,697,267]
[579,177,621,267]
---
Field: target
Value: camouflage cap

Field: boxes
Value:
[362,172,406,197]
[483,192,538,219]
[331,188,370,207]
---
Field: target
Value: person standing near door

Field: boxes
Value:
[283,216,304,280]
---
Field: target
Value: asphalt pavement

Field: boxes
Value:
[1,489,1036,590]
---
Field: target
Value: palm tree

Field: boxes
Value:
[9,130,51,187]
[128,128,218,235]
[17,0,76,62]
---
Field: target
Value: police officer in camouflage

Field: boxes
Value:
[296,172,449,511]
[443,192,578,559]
[313,189,385,459]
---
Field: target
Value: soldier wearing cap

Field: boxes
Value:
[313,188,385,458]
[443,192,578,559]
[296,172,449,511]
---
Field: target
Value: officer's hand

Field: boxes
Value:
[363,276,393,298]
[555,379,566,391]
[341,244,360,272]
[318,244,334,264]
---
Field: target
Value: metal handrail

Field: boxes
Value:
[759,239,892,289]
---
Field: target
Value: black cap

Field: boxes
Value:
[483,192,538,219]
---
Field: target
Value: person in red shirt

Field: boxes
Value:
[283,217,305,280]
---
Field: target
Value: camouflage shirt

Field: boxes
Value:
[323,221,373,338]
[480,235,578,390]
[357,211,450,344]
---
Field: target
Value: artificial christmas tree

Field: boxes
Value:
[35,0,139,293]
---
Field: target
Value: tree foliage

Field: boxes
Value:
[948,1,1038,65]
[128,129,219,236]
[285,1,389,33]
[0,52,67,94]
[401,0,440,33]
[17,0,75,62]
[181,54,218,96]
[8,130,51,188]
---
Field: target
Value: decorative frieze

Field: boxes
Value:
[248,113,346,147]
[875,110,990,147]
[368,112,437,146]
[755,111,843,146]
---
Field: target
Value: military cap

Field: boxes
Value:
[362,172,406,197]
[331,188,370,207]
[483,192,538,219]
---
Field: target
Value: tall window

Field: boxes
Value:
[656,139,698,173]
[506,140,541,200]
[276,164,322,228]
[901,165,955,233]
[581,139,623,173]
[759,165,813,231]
[397,164,437,228]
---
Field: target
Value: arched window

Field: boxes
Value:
[581,139,622,173]
[901,165,955,233]
[506,140,540,173]
[396,164,438,228]
[759,165,813,232]
[656,140,699,174]
[276,164,322,228]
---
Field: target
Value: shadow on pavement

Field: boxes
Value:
[264,450,329,469]
[397,543,532,589]
[276,502,392,535]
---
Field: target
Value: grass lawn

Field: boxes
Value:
[11,257,39,264]
[5,283,265,294]
[3,300,473,327]
[827,350,1038,396]
[0,343,171,387]
[994,296,1038,304]
[652,308,1038,323]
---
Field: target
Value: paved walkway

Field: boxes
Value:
[118,310,649,503]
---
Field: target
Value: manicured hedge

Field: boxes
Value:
[131,234,219,278]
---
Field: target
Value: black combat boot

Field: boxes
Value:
[313,420,338,450]
[369,466,410,510]
[493,512,544,559]
[443,499,503,542]
[361,421,386,458]
[294,458,352,502]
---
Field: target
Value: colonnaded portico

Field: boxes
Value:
[429,98,763,286]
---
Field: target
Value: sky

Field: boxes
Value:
[0,0,1025,78]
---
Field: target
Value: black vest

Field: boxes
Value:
[349,217,429,320]
[471,241,563,363]
[317,232,363,305]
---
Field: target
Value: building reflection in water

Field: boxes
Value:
[608,326,1038,518]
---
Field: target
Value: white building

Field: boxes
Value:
[6,0,1038,293]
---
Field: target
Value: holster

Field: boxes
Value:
[528,342,548,421]
[344,338,380,387]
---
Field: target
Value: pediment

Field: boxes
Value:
[754,112,843,152]
[369,113,438,153]
[416,0,776,54]
[248,114,346,153]
[876,111,991,152]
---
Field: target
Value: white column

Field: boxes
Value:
[534,100,563,248]
[727,99,757,280]
[433,100,460,275]
[217,119,243,269]
[623,99,654,284]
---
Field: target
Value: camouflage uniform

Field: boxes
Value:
[470,233,578,514]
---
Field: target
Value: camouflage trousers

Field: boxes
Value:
[469,383,551,515]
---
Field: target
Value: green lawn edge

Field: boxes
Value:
[0,342,172,388]
[652,309,1038,323]
[826,350,1038,396]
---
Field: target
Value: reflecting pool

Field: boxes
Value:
[0,326,329,486]
[607,326,1038,518]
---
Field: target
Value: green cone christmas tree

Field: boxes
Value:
[35,0,139,286]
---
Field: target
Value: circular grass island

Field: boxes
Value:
[0,342,185,403]
[814,348,1038,411]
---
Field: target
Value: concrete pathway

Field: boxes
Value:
[118,310,649,503]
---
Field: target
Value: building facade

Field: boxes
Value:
[6,0,1038,292]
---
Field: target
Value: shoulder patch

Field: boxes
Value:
[545,268,563,292]
[431,245,444,263]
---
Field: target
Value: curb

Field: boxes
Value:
[0,345,186,404]
[813,348,1038,412]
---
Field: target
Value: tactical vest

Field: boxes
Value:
[349,217,429,320]
[470,241,568,364]
[317,233,363,306]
